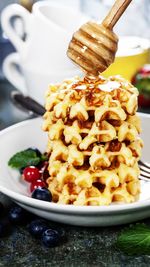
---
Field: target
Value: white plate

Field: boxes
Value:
[0,114,150,227]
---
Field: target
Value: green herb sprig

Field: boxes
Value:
[116,223,150,255]
[8,148,47,169]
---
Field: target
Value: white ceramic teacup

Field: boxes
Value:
[3,52,82,105]
[1,1,87,71]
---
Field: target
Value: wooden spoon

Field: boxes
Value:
[67,0,132,76]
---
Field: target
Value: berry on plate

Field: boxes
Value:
[31,188,52,202]
[23,166,41,183]
[30,179,47,192]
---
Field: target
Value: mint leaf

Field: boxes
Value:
[116,224,150,255]
[8,149,41,169]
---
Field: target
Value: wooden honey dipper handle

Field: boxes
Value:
[102,0,132,30]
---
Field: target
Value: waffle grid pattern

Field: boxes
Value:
[43,75,143,206]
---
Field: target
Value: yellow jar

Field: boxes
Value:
[103,36,150,81]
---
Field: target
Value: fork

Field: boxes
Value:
[11,91,45,116]
[139,160,150,182]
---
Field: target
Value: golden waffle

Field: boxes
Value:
[47,163,140,205]
[43,75,142,206]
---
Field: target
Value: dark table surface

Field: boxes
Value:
[1,79,150,267]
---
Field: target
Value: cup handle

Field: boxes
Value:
[1,4,31,53]
[3,53,27,95]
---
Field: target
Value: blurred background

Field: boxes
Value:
[1,0,150,38]
[0,0,150,130]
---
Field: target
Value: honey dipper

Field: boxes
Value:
[67,0,132,76]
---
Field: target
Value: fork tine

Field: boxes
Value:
[140,170,150,179]
[139,160,150,169]
[138,160,150,182]
[139,160,150,176]
[139,175,150,182]
[139,165,150,175]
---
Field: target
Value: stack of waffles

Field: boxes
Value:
[43,75,143,206]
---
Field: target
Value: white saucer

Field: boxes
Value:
[0,114,150,227]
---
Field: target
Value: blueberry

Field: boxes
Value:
[41,229,60,247]
[28,219,48,238]
[27,148,42,157]
[8,205,26,224]
[31,188,52,202]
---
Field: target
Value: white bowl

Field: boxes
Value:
[0,114,150,227]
